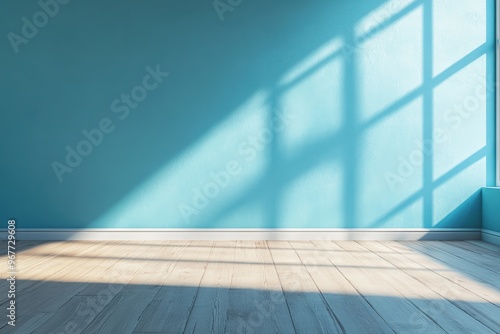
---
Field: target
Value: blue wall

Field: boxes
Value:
[483,188,500,233]
[0,0,495,229]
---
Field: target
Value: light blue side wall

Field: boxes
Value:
[0,0,495,229]
[483,188,500,233]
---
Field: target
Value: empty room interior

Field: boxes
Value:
[2,0,500,333]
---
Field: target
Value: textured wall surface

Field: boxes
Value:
[0,0,495,228]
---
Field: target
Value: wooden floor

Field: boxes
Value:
[1,240,500,333]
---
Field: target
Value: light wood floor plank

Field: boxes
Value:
[289,241,394,333]
[2,243,131,333]
[359,241,500,332]
[0,241,122,331]
[315,240,446,333]
[30,241,156,334]
[80,242,173,334]
[426,241,500,274]
[383,241,500,307]
[0,240,498,333]
[466,240,500,254]
[133,241,213,333]
[447,241,500,257]
[404,241,500,290]
[183,240,237,334]
[0,240,42,256]
[224,241,296,334]
[349,241,495,333]
[268,240,343,334]
[1,241,114,302]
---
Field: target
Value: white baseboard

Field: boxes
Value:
[0,228,482,241]
[482,229,500,246]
